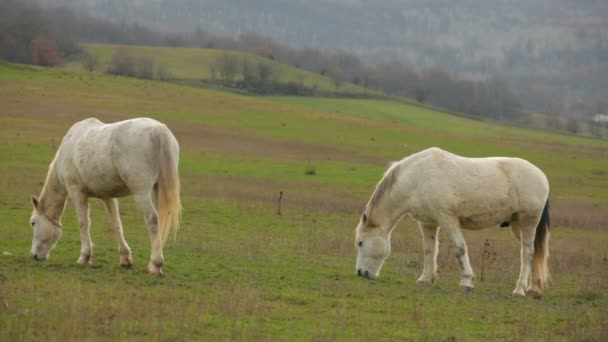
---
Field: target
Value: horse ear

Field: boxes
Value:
[31,195,39,210]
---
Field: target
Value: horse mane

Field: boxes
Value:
[367,162,401,215]
[38,153,59,204]
[364,148,440,224]
[35,149,69,220]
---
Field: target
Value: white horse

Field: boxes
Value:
[29,117,181,275]
[355,147,550,296]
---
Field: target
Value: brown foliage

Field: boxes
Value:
[31,35,63,66]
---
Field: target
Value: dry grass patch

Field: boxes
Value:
[553,199,608,230]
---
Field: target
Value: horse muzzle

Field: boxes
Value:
[357,269,372,279]
[31,252,45,261]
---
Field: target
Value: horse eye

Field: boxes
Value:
[358,241,363,247]
[31,221,35,227]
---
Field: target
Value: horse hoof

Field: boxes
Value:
[462,286,474,293]
[526,290,542,299]
[512,290,526,297]
[77,256,92,265]
[120,255,133,267]
[459,279,475,289]
[147,264,164,277]
[416,277,435,285]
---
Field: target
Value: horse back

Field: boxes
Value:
[405,149,548,229]
[56,118,176,198]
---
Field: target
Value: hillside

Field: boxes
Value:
[0,62,607,340]
[46,0,608,109]
[66,43,376,95]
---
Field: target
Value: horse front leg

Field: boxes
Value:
[440,217,475,290]
[416,223,440,285]
[134,193,164,276]
[69,190,93,265]
[103,198,133,267]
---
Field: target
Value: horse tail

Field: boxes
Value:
[155,125,181,247]
[531,199,550,292]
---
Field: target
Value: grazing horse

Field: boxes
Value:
[355,147,550,296]
[29,117,181,275]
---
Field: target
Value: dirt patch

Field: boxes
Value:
[498,135,608,160]
[166,117,386,165]
[0,95,386,165]
[0,96,128,136]
[552,199,608,230]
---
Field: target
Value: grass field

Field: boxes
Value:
[1,61,607,341]
[64,43,374,95]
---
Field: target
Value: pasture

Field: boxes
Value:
[65,43,375,95]
[0,61,607,340]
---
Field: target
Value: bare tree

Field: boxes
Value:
[107,48,136,76]
[137,56,155,79]
[156,64,172,81]
[327,65,344,89]
[242,60,256,83]
[257,62,273,83]
[82,52,99,71]
[209,65,216,81]
[214,53,239,84]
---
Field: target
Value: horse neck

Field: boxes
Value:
[369,200,408,233]
[38,158,67,221]
[368,173,411,232]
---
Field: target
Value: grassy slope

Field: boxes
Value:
[64,43,374,95]
[0,62,607,340]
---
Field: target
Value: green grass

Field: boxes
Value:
[1,61,607,340]
[64,43,374,95]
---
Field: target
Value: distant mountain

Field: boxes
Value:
[40,0,608,116]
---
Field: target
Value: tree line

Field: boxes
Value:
[3,0,601,133]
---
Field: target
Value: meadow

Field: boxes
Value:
[0,61,607,340]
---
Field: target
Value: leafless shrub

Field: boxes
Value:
[82,52,99,72]
[479,239,497,282]
[107,47,136,77]
[136,56,155,79]
[156,64,172,81]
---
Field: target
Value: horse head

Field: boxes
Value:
[30,196,62,260]
[355,212,391,279]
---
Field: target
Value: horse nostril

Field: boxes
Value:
[357,269,362,276]
[364,270,369,278]
[32,253,38,260]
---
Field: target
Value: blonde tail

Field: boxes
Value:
[156,125,181,247]
[531,200,550,292]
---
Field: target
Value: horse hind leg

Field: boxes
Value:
[512,218,536,297]
[103,198,133,267]
[510,225,521,243]
[133,192,164,276]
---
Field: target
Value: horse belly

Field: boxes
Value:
[458,211,510,230]
[80,167,131,198]
[83,179,130,198]
[456,197,515,230]
[73,145,131,198]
